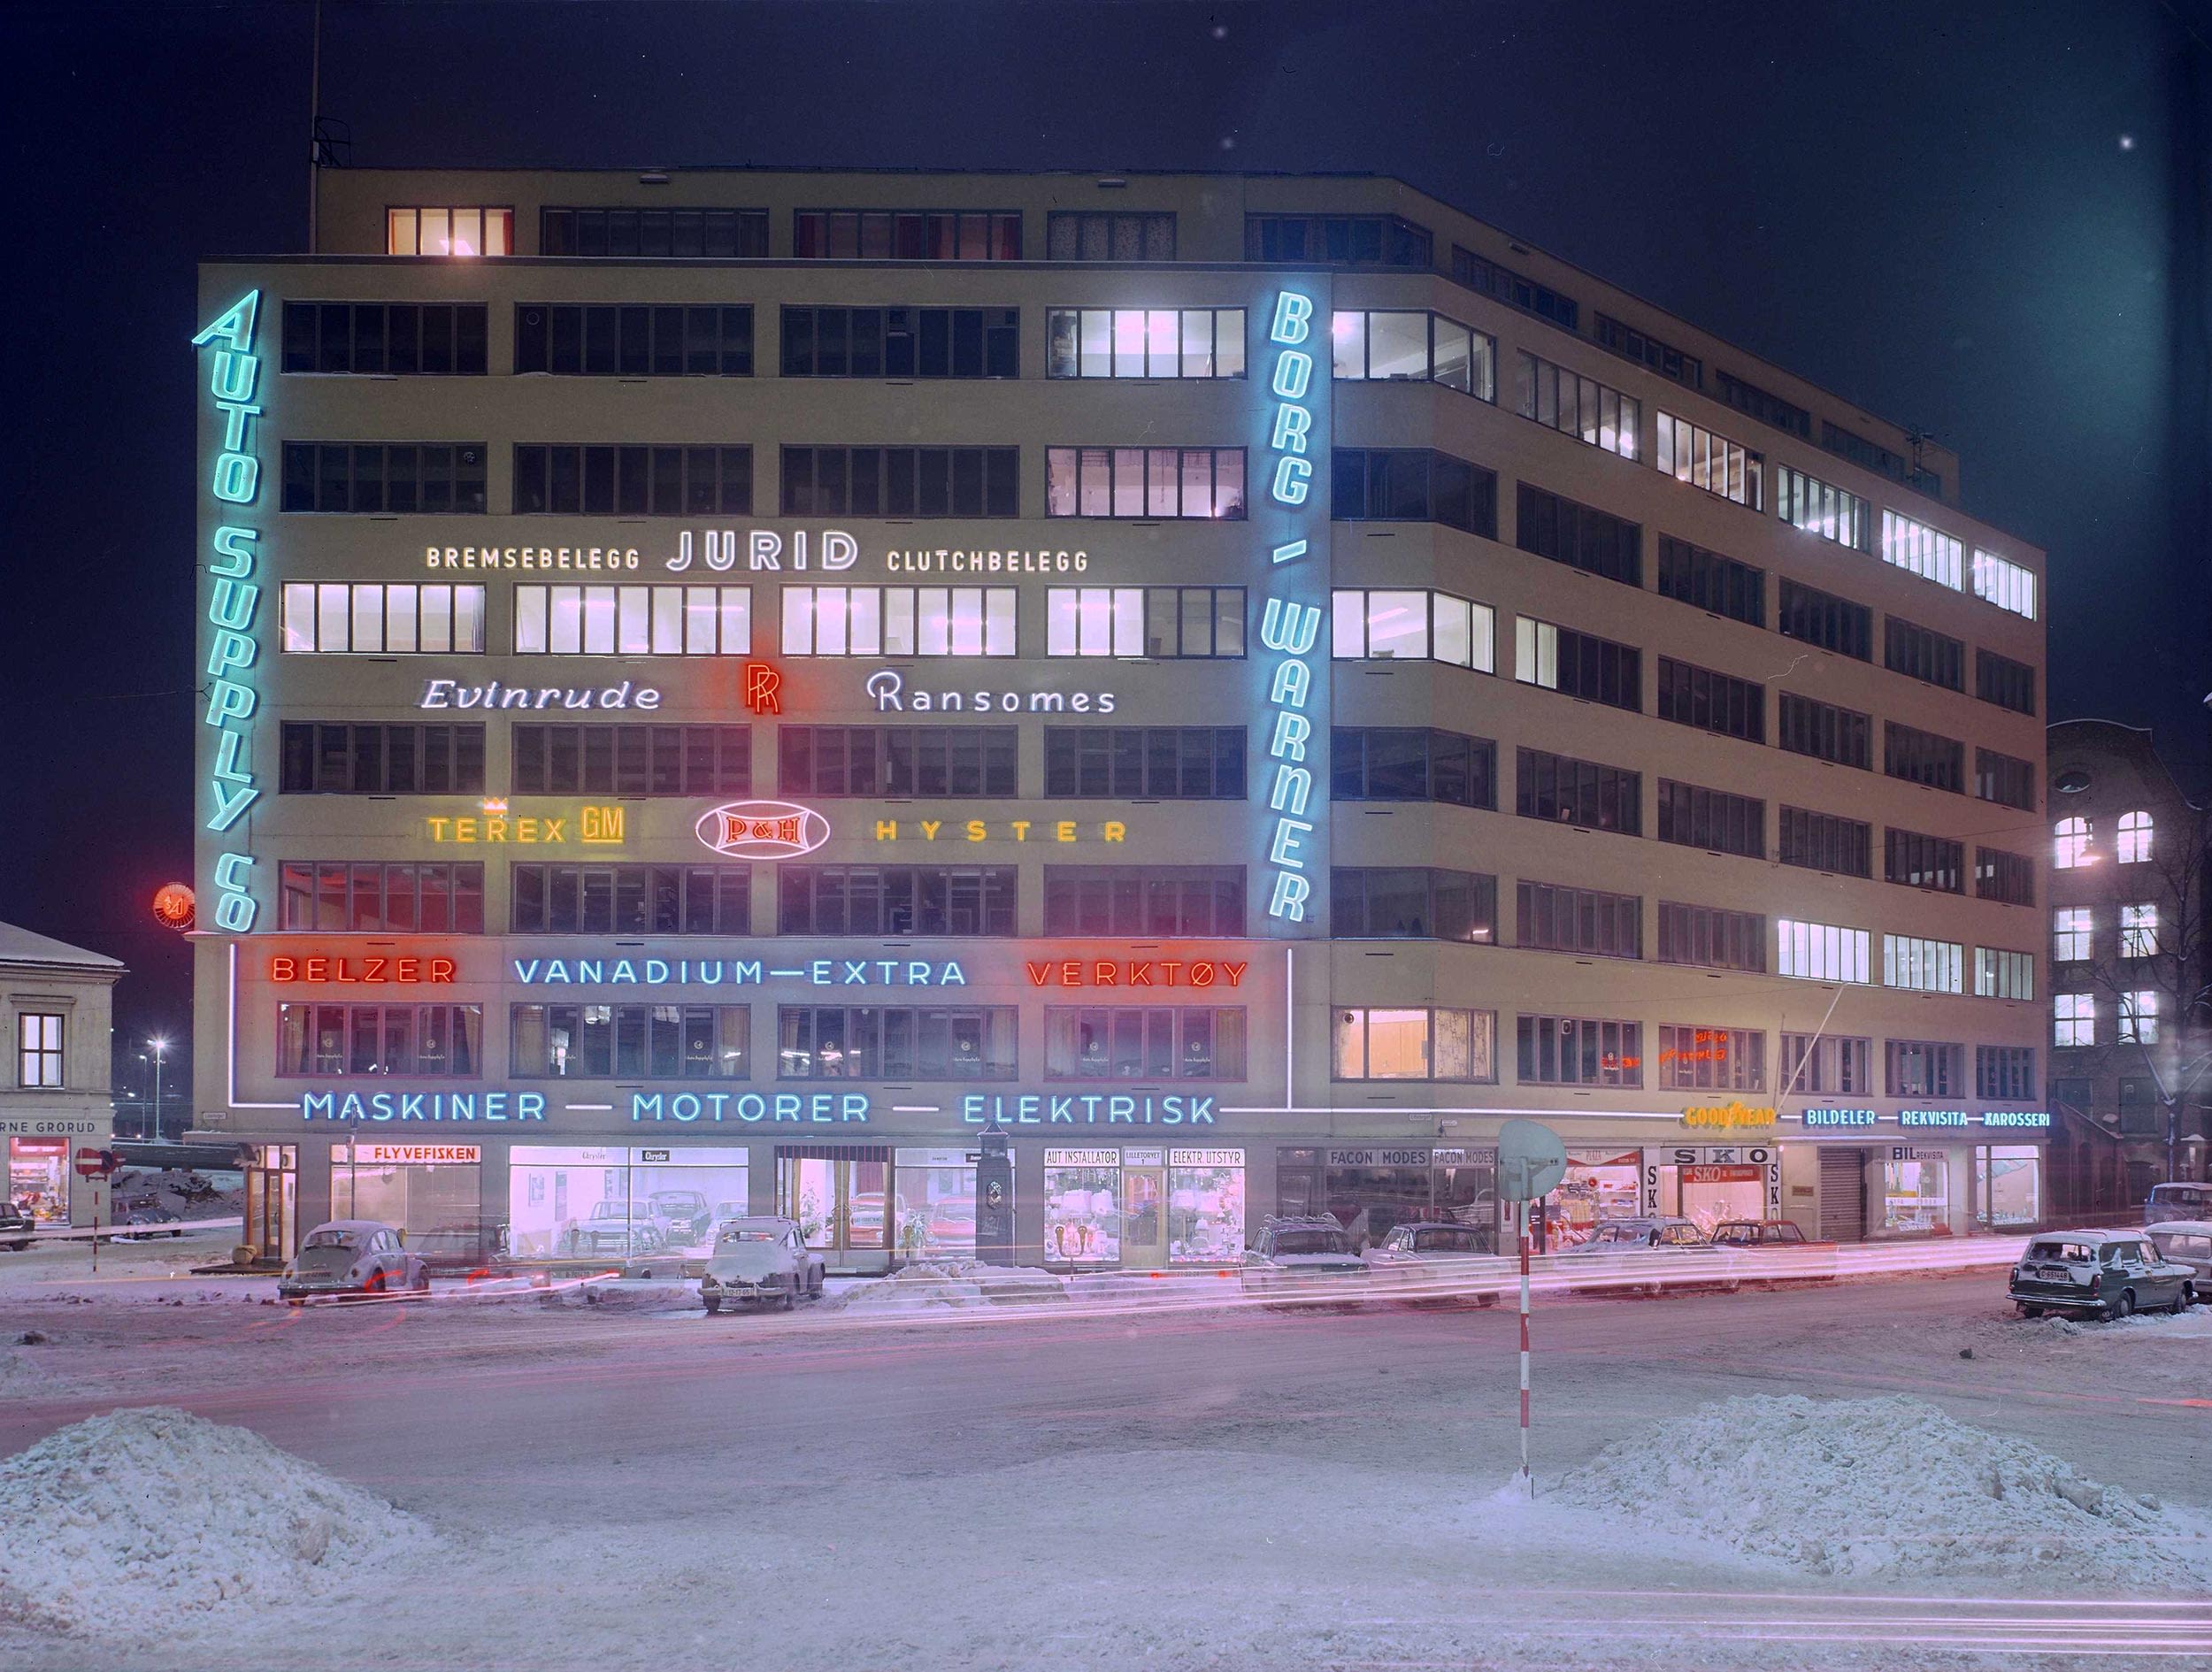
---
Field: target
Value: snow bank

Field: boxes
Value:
[826,1259,1066,1313]
[0,1407,432,1635]
[1554,1393,2212,1590]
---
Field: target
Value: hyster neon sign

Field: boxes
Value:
[191,291,268,932]
[1258,288,1326,926]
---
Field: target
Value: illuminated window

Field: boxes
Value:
[1047,309,1245,379]
[2054,993,2095,1047]
[281,303,488,375]
[2116,809,2154,863]
[283,584,485,655]
[780,586,1015,656]
[513,1004,749,1081]
[1041,867,1244,936]
[513,445,751,517]
[778,1007,1016,1081]
[1885,1039,1962,1098]
[1335,1008,1495,1081]
[513,585,750,656]
[1972,548,2038,619]
[1883,934,1964,994]
[1516,351,1640,458]
[1515,617,1641,712]
[782,446,1018,518]
[17,1014,62,1088]
[2053,909,2093,963]
[780,867,1017,937]
[1879,509,1964,590]
[1045,448,1246,519]
[540,206,767,257]
[1974,947,2035,1001]
[1656,536,1764,626]
[1331,311,1494,398]
[279,724,485,794]
[1516,484,1642,584]
[2053,817,2092,869]
[1045,1008,1246,1081]
[2120,991,2160,1044]
[1332,589,1495,671]
[281,442,487,514]
[386,207,512,257]
[1046,211,1176,261]
[1515,1016,1639,1086]
[1775,466,1868,549]
[1045,727,1244,798]
[280,863,485,934]
[784,726,1018,798]
[1776,920,1870,983]
[1331,868,1497,942]
[1249,214,1432,267]
[1045,587,1244,656]
[511,864,749,935]
[1515,748,1640,835]
[1655,412,1762,507]
[782,307,1016,378]
[517,304,753,376]
[2121,903,2159,959]
[794,209,1021,260]
[1657,1026,1764,1093]
[511,725,750,796]
[275,1005,482,1077]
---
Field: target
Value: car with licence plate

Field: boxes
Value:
[1243,1215,1369,1305]
[700,1216,824,1313]
[2011,1229,2197,1321]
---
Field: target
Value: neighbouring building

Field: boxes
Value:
[191,168,2051,1269]
[3,921,125,1228]
[2046,720,2210,1214]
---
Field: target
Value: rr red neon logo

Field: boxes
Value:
[742,662,782,716]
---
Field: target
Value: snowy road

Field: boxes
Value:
[3,1261,2208,1670]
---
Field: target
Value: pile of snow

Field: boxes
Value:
[1554,1393,2212,1590]
[826,1259,1066,1313]
[0,1407,431,1635]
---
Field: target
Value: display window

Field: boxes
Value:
[1975,1146,2040,1229]
[1167,1148,1244,1262]
[1881,1154,1950,1234]
[894,1147,977,1259]
[1043,1148,1120,1266]
[777,1146,892,1258]
[8,1139,68,1223]
[508,1145,749,1261]
[1432,1147,1499,1253]
[1548,1148,1642,1245]
[1678,1164,1766,1235]
[333,1143,481,1246]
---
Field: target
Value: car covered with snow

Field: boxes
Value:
[277,1221,427,1300]
[1708,1218,1836,1281]
[1555,1216,1736,1294]
[1242,1215,1370,1303]
[699,1216,824,1313]
[406,1220,508,1275]
[2145,1222,2212,1283]
[1362,1220,1498,1304]
[2010,1229,2198,1321]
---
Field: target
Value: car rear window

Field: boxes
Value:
[1274,1231,1351,1254]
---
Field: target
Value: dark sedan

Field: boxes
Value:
[2011,1229,2197,1321]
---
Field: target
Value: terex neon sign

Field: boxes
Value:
[1258,288,1326,926]
[192,290,267,932]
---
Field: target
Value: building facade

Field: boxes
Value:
[2046,720,2210,1214]
[192,169,2051,1268]
[3,921,124,1229]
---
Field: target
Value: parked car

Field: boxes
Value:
[115,1204,184,1240]
[1555,1216,1736,1294]
[2011,1229,2197,1321]
[2145,1222,2212,1284]
[277,1221,427,1301]
[699,1217,825,1313]
[1709,1219,1837,1280]
[1243,1215,1370,1304]
[407,1220,508,1275]
[646,1190,714,1244]
[0,1200,34,1252]
[1363,1220,1499,1305]
[2144,1182,2212,1226]
[567,1200,664,1259]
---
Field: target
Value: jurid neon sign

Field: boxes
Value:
[1259,289,1324,925]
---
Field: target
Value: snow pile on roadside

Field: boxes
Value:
[1554,1393,2212,1590]
[2103,1306,2212,1339]
[0,1407,432,1635]
[826,1259,1066,1312]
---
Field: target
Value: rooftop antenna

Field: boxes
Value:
[305,1,352,254]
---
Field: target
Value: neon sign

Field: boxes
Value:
[1680,1102,1778,1131]
[1980,1110,2050,1129]
[512,957,967,987]
[192,290,267,932]
[741,662,782,715]
[670,528,857,571]
[634,1092,871,1124]
[961,1093,1217,1127]
[426,545,640,571]
[1802,1108,1878,1127]
[302,1092,546,1123]
[864,670,1118,713]
[695,800,831,859]
[268,956,457,984]
[419,679,663,711]
[425,807,625,844]
[1900,1108,1970,1128]
[1257,286,1327,927]
[1024,960,1248,989]
[872,819,1125,843]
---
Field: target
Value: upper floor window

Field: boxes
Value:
[282,442,487,515]
[782,306,1017,379]
[1657,536,1763,627]
[1880,510,1965,592]
[1451,247,1578,327]
[1778,805,1871,878]
[1781,1033,1873,1095]
[779,1006,1017,1082]
[1777,919,1870,983]
[1823,422,1942,496]
[1333,449,1497,537]
[540,206,767,257]
[1044,587,1244,658]
[1885,1039,1964,1099]
[1332,728,1495,809]
[1515,617,1641,712]
[1975,848,2035,907]
[1516,483,1642,586]
[1519,880,1641,959]
[1777,693,1871,770]
[1657,902,1766,972]
[780,866,1017,937]
[514,584,751,656]
[1046,447,1246,519]
[1884,617,1964,692]
[1516,352,1640,459]
[1047,1007,1246,1083]
[1886,829,1964,894]
[17,1014,62,1088]
[2116,809,2154,863]
[2053,907,2093,962]
[1776,578,1872,661]
[1336,1008,1496,1082]
[1975,748,2037,812]
[1517,1016,1640,1087]
[1658,1025,1764,1093]
[1978,1045,2039,1102]
[280,862,484,934]
[2053,993,2094,1048]
[1046,211,1175,261]
[2120,903,2159,960]
[282,583,485,655]
[1656,780,1764,859]
[511,724,752,797]
[1333,867,1498,943]
[1655,412,1763,508]
[2120,990,2161,1044]
[785,725,1018,799]
[1886,723,1966,794]
[1333,589,1495,671]
[1976,649,2037,717]
[280,723,484,794]
[2054,817,2092,869]
[1044,727,1244,800]
[795,209,1021,260]
[1655,656,1763,742]
[1975,947,2036,1001]
[1884,933,1965,994]
[1594,315,1702,388]
[512,863,749,936]
[1048,309,1245,380]
[514,444,750,518]
[1333,311,1495,400]
[1516,748,1640,836]
[282,303,488,376]
[1972,549,2038,620]
[1776,466,1869,549]
[1248,214,1431,267]
[780,585,1016,657]
[514,1004,750,1082]
[1042,867,1244,937]
[278,1005,481,1078]
[1714,370,1811,439]
[386,207,511,257]
[782,446,1018,519]
[517,303,753,377]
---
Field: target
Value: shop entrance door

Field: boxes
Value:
[1119,1161,1167,1269]
[244,1145,297,1262]
[1818,1148,1867,1241]
[776,1146,891,1274]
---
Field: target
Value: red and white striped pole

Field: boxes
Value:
[1517,1197,1533,1499]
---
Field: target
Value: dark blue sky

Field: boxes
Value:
[2,0,2206,1053]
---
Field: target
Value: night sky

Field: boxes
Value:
[3,0,2206,1071]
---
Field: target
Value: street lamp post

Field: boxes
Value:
[148,1038,168,1145]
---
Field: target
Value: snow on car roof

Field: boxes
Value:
[2146,1221,2212,1235]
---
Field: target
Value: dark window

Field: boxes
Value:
[779,867,1017,937]
[282,302,488,375]
[1520,620,1641,711]
[1778,806,1872,877]
[1886,723,1966,793]
[1886,1039,1964,1099]
[1822,419,1943,497]
[1657,902,1766,971]
[1332,449,1496,536]
[1515,748,1640,834]
[1977,1045,2038,1102]
[1713,369,1812,439]
[1657,535,1763,626]
[1451,246,1578,328]
[511,725,750,796]
[1975,847,2035,907]
[280,442,487,514]
[1593,314,1701,387]
[1043,728,1244,799]
[1885,828,1965,893]
[1041,868,1245,936]
[2119,1078,2160,1135]
[1884,617,1965,692]
[780,306,1018,379]
[1331,728,1495,808]
[541,206,768,257]
[278,862,485,934]
[1517,1016,1640,1086]
[515,303,752,376]
[783,726,1018,798]
[1046,1007,1245,1081]
[1658,1025,1764,1091]
[777,1006,1017,1081]
[1248,214,1432,267]
[1518,881,1641,958]
[794,209,1022,261]
[1656,780,1764,857]
[1515,483,1641,585]
[1781,1034,1874,1096]
[1777,694,1871,770]
[1777,579,1872,661]
[1976,649,2037,717]
[1046,211,1177,261]
[1332,869,1497,943]
[1975,749,2038,811]
[513,444,750,516]
[279,723,484,794]
[510,864,749,935]
[275,1005,481,1078]
[511,1004,749,1080]
[780,447,1018,518]
[1656,657,1764,742]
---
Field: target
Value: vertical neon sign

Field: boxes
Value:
[192,291,265,932]
[1257,288,1327,927]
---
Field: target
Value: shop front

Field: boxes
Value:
[776,1142,893,1273]
[1167,1147,1245,1264]
[329,1141,482,1245]
[7,1137,71,1225]
[508,1143,750,1262]
[242,1142,297,1262]
[1275,1143,1499,1251]
[1642,1144,1783,1235]
[1973,1144,2042,1229]
[1548,1147,1644,1246]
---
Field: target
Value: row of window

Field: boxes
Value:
[2053,990,2166,1048]
[2051,904,2164,963]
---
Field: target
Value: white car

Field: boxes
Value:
[1363,1221,1501,1305]
[278,1220,427,1300]
[700,1216,825,1313]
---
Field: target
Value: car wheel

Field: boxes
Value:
[2016,1303,2043,1318]
[2173,1284,2194,1315]
[702,1297,721,1315]
[411,1268,429,1292]
[2106,1290,2134,1322]
[781,1280,797,1312]
[810,1269,824,1298]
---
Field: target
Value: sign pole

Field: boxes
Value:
[1495,1119,1562,1505]
[1517,1197,1532,1499]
